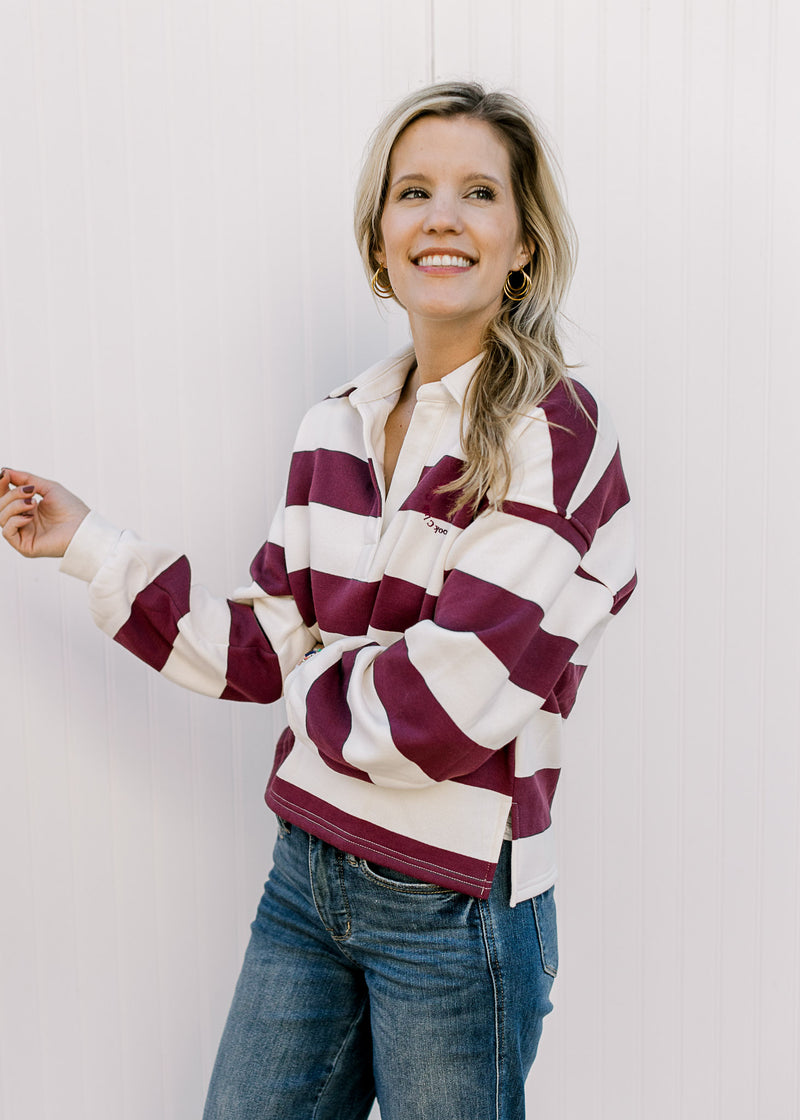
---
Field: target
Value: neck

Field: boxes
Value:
[407,315,485,385]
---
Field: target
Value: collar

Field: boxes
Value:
[330,346,484,407]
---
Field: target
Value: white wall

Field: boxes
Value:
[1,2,797,1118]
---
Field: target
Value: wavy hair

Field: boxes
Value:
[354,81,578,512]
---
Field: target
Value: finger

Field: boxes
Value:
[1,510,35,546]
[0,493,37,527]
[0,483,37,517]
[1,468,53,497]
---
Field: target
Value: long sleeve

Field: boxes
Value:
[60,507,317,702]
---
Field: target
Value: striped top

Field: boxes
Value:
[61,348,636,904]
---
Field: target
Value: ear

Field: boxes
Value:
[515,242,535,271]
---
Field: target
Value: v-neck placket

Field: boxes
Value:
[382,381,451,526]
[343,349,482,550]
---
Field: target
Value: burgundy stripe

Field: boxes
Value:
[612,572,638,614]
[219,601,282,703]
[542,380,598,514]
[286,448,381,517]
[370,574,431,634]
[304,649,361,763]
[249,540,292,596]
[312,751,374,783]
[451,743,515,795]
[539,663,587,717]
[437,570,583,708]
[265,777,497,898]
[372,642,495,780]
[499,500,589,553]
[114,556,189,671]
[275,568,441,639]
[286,567,316,628]
[399,456,475,529]
[420,591,438,621]
[310,571,379,636]
[509,625,579,700]
[268,726,374,791]
[571,446,632,539]
[435,570,545,672]
[513,768,561,836]
[576,565,605,587]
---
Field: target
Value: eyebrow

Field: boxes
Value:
[389,172,506,188]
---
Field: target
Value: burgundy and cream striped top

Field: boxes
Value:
[61,348,636,904]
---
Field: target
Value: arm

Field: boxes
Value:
[0,468,316,702]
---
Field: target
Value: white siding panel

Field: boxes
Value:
[1,2,798,1118]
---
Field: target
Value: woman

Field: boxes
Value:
[0,82,636,1119]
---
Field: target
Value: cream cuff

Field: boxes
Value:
[59,510,124,584]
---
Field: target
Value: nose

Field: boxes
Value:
[422,191,463,234]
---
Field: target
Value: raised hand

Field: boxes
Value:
[0,468,90,559]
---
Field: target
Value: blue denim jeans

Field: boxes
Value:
[202,818,557,1120]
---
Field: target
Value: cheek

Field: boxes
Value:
[379,212,404,257]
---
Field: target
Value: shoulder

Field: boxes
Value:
[521,376,608,452]
[506,377,627,523]
[292,347,414,453]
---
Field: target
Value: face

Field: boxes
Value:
[377,114,530,340]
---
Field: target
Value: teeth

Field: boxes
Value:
[416,254,473,268]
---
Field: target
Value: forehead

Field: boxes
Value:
[388,114,512,179]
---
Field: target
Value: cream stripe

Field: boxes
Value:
[509,827,558,907]
[276,738,511,861]
[85,526,184,638]
[580,501,637,589]
[514,713,565,777]
[573,617,612,666]
[377,512,461,591]
[566,397,620,515]
[447,511,580,605]
[340,646,433,788]
[541,572,614,643]
[405,622,544,749]
[162,617,228,697]
[284,503,373,577]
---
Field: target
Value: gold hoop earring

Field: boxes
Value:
[371,266,394,300]
[503,269,532,302]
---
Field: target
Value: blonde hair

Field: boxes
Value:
[354,81,578,512]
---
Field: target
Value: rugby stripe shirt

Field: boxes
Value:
[61,348,637,904]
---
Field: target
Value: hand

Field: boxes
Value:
[0,468,90,559]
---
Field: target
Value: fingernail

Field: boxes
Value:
[21,510,34,518]
[24,497,34,505]
[21,485,35,493]
[0,469,6,479]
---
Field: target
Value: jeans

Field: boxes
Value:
[203,818,558,1120]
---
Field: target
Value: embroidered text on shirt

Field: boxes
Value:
[423,515,448,535]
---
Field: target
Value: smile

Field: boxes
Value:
[414,253,475,269]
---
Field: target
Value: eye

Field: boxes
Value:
[398,186,428,200]
[467,185,496,201]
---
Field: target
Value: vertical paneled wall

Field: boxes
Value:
[0,2,797,1118]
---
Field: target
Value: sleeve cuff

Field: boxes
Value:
[59,510,124,583]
